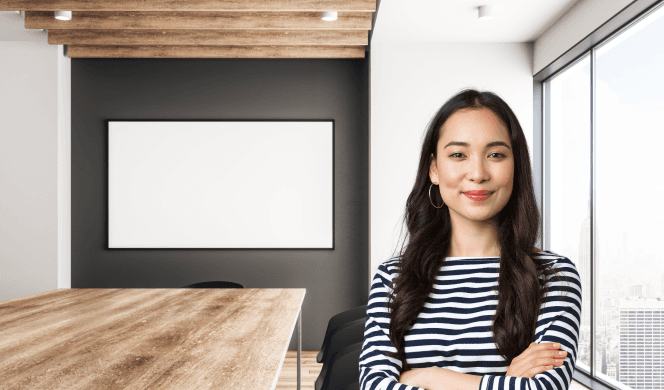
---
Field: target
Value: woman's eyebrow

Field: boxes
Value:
[444,141,511,150]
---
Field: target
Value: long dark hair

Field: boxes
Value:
[386,89,564,371]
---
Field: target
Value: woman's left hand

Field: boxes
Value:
[399,367,433,388]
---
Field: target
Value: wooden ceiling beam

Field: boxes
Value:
[24,11,373,30]
[66,45,366,58]
[48,29,367,46]
[2,0,376,12]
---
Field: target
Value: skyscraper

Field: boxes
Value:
[618,297,664,389]
[579,205,591,328]
[576,201,592,369]
[602,346,607,375]
[630,285,644,298]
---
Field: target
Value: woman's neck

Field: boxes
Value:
[448,214,501,258]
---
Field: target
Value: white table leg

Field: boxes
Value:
[297,307,302,390]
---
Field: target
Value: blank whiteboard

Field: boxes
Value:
[108,121,334,249]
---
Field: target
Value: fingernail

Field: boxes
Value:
[559,351,565,356]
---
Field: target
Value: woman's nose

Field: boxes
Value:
[467,158,490,180]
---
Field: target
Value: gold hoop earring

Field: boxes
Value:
[429,182,444,209]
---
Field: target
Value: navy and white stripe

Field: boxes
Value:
[359,251,582,390]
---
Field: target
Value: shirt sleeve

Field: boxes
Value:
[478,257,583,390]
[359,261,427,390]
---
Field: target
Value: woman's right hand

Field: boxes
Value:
[505,342,567,378]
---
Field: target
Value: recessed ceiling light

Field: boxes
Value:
[322,11,337,21]
[55,11,72,20]
[478,5,494,20]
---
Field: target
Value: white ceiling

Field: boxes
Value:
[373,0,582,43]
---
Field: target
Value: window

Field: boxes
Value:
[545,52,591,371]
[542,2,664,390]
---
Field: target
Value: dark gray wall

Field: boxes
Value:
[71,57,369,350]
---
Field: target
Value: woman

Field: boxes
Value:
[359,89,581,390]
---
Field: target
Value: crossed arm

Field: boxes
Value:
[399,366,483,390]
[397,341,570,390]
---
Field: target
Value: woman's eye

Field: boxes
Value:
[449,153,506,158]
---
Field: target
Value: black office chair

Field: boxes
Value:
[183,281,245,288]
[316,320,365,390]
[324,341,362,390]
[318,316,365,365]
[318,304,368,363]
[334,382,360,390]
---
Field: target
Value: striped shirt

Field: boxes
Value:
[359,250,582,390]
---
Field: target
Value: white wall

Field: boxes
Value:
[369,40,534,285]
[534,0,634,74]
[0,10,70,301]
[0,40,60,301]
[57,45,71,291]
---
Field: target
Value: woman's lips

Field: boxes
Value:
[464,191,491,196]
[464,192,492,201]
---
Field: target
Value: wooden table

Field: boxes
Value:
[0,288,306,390]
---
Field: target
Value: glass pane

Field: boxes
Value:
[595,3,664,390]
[546,54,591,372]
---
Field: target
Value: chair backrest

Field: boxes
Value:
[325,342,362,390]
[316,320,365,390]
[334,382,359,390]
[318,304,368,362]
[319,315,366,363]
[183,281,244,288]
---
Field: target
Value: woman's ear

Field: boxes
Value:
[429,153,439,184]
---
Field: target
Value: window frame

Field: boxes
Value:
[533,1,664,389]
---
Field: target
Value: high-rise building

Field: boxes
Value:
[601,346,607,375]
[618,297,664,389]
[576,205,592,369]
[579,213,591,328]
[608,363,617,380]
[630,285,644,298]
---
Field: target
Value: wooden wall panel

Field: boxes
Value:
[66,45,366,58]
[24,11,373,30]
[4,0,376,12]
[48,29,368,46]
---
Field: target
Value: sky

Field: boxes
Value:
[548,3,664,294]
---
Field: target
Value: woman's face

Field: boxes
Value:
[429,107,514,225]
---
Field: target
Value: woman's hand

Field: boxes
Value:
[506,342,567,378]
[399,367,426,387]
[399,367,436,388]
